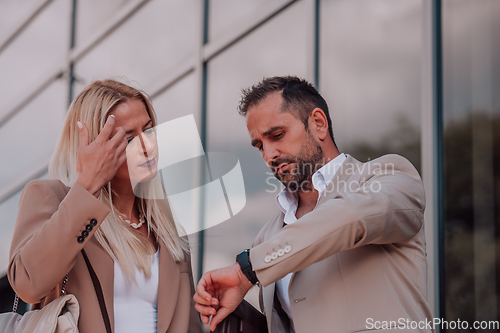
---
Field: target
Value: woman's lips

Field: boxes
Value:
[139,157,157,168]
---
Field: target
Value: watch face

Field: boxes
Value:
[237,250,250,268]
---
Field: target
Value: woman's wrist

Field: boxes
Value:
[76,176,100,197]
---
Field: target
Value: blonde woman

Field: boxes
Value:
[8,80,202,333]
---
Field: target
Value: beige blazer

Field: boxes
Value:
[251,154,434,333]
[8,179,201,333]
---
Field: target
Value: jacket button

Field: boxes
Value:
[271,252,278,260]
[264,256,272,263]
[81,230,89,238]
[284,245,292,253]
[277,249,285,256]
[85,224,93,232]
[77,236,84,244]
[90,218,97,226]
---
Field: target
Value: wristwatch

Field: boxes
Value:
[236,249,259,285]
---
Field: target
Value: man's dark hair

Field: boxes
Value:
[238,76,336,147]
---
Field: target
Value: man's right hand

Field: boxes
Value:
[194,263,253,332]
[76,115,128,196]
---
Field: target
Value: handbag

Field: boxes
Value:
[214,300,268,333]
[0,249,112,333]
[0,275,79,333]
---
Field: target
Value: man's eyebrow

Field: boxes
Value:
[251,126,283,146]
[263,126,283,137]
[125,119,152,134]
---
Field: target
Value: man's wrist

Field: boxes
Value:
[236,249,259,285]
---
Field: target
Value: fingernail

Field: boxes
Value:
[77,121,83,129]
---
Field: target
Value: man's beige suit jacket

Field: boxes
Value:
[251,154,434,333]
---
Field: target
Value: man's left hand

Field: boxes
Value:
[194,263,253,331]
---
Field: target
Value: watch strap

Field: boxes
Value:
[236,249,259,285]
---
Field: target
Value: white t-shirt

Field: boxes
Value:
[114,249,160,333]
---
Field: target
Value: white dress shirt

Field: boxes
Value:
[274,153,346,324]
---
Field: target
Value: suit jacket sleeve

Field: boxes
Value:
[250,155,425,287]
[8,179,110,303]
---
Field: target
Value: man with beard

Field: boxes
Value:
[193,76,433,333]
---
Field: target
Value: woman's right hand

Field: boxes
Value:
[76,115,128,196]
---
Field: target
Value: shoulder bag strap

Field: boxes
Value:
[12,274,68,313]
[81,249,112,333]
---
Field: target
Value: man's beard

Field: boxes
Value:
[271,132,324,192]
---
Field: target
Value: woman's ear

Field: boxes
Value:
[309,108,329,140]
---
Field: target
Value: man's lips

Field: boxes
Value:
[275,163,289,174]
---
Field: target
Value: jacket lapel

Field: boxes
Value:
[262,155,356,329]
[287,155,360,318]
[317,154,360,207]
[157,240,180,333]
[84,237,115,332]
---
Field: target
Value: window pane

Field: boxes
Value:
[0,0,40,42]
[76,0,132,45]
[319,0,422,171]
[152,73,200,127]
[0,0,70,120]
[0,190,22,278]
[74,0,198,88]
[208,0,287,42]
[204,0,309,307]
[0,80,66,190]
[151,74,203,277]
[443,0,500,326]
[0,173,48,278]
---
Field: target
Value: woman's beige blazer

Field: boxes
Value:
[8,179,201,333]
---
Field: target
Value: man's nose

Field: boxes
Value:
[263,145,280,166]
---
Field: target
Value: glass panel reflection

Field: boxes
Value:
[443,0,500,328]
[152,73,200,127]
[205,0,309,307]
[0,190,22,277]
[151,74,202,276]
[0,173,47,277]
[74,0,198,89]
[0,0,40,42]
[76,0,132,45]
[319,0,422,171]
[0,80,66,190]
[0,0,70,120]
[208,0,286,41]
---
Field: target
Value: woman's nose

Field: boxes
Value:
[139,131,156,156]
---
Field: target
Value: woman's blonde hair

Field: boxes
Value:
[49,79,189,282]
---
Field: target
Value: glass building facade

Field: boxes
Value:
[0,0,498,331]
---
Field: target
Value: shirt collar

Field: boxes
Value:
[275,153,346,215]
